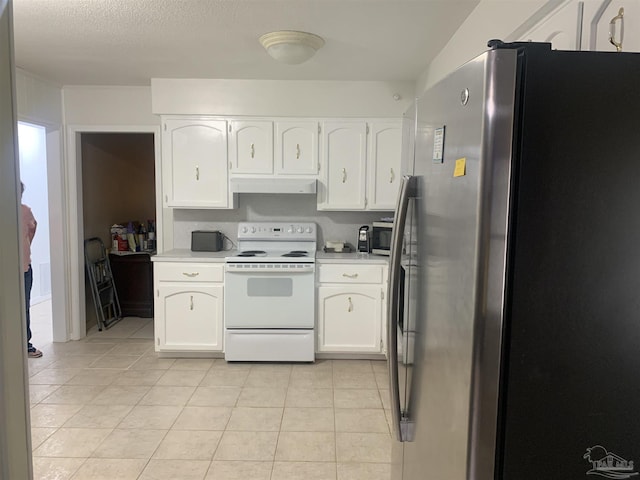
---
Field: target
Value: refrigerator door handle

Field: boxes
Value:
[387,174,415,442]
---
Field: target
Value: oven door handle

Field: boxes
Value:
[225,267,315,273]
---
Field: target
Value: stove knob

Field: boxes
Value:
[305,227,313,233]
[297,227,303,233]
[241,226,248,234]
[251,227,257,233]
[287,227,294,234]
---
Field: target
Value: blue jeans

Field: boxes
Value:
[24,265,33,351]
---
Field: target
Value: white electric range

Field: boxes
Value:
[224,222,316,362]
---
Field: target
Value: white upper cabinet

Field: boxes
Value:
[275,121,319,175]
[367,120,402,210]
[583,1,640,52]
[229,120,274,174]
[517,0,583,50]
[162,117,233,209]
[318,121,367,210]
[516,0,640,53]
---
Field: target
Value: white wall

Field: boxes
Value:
[63,86,158,125]
[416,0,565,94]
[18,122,51,305]
[14,68,68,342]
[152,79,414,117]
[15,68,62,125]
[0,3,32,477]
[173,196,388,251]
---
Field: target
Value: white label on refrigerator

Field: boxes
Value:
[433,126,445,163]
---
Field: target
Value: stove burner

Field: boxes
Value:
[282,251,308,257]
[238,250,267,257]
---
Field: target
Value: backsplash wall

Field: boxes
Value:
[173,193,390,250]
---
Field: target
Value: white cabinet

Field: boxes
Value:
[517,0,583,50]
[517,0,640,53]
[229,119,320,177]
[583,1,640,52]
[318,120,401,211]
[229,120,274,174]
[367,121,402,210]
[154,263,224,353]
[162,117,234,209]
[316,263,387,354]
[318,121,367,210]
[275,120,319,175]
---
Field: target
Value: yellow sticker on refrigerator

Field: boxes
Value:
[454,158,466,177]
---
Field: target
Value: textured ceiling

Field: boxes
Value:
[12,0,480,86]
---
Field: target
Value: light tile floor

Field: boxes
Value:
[27,304,392,480]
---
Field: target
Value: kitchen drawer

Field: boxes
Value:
[318,264,384,284]
[154,263,224,282]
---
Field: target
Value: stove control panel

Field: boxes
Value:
[238,222,316,241]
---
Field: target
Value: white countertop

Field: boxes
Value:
[151,249,232,262]
[152,249,389,265]
[315,251,389,264]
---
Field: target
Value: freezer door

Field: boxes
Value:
[398,49,517,480]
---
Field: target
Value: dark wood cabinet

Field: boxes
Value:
[109,252,154,318]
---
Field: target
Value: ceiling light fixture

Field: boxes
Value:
[259,30,325,65]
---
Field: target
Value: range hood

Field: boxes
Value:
[230,178,317,194]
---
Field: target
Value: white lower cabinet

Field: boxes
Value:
[317,263,387,354]
[154,263,224,353]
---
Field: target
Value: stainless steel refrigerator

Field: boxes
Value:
[388,40,640,480]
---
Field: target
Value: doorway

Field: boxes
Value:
[18,121,54,345]
[80,132,156,332]
[66,125,162,339]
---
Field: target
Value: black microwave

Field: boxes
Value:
[371,221,393,255]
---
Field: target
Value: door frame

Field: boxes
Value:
[65,124,161,339]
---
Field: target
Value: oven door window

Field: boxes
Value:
[248,277,293,297]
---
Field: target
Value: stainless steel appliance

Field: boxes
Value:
[357,225,371,253]
[371,221,393,255]
[388,41,640,480]
[224,222,316,362]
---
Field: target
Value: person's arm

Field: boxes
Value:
[26,209,36,243]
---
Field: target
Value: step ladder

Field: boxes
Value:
[84,237,122,331]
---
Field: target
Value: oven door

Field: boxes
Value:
[225,263,315,329]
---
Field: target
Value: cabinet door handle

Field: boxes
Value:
[196,165,200,181]
[390,168,395,183]
[296,144,300,159]
[190,295,194,311]
[342,168,347,183]
[342,273,358,279]
[347,296,353,312]
[251,143,255,158]
[609,7,624,52]
[182,272,199,277]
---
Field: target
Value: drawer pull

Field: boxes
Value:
[342,168,347,183]
[251,143,255,158]
[296,144,301,159]
[196,165,200,181]
[390,168,395,183]
[348,296,353,312]
[342,273,359,279]
[190,295,194,310]
[182,272,200,277]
